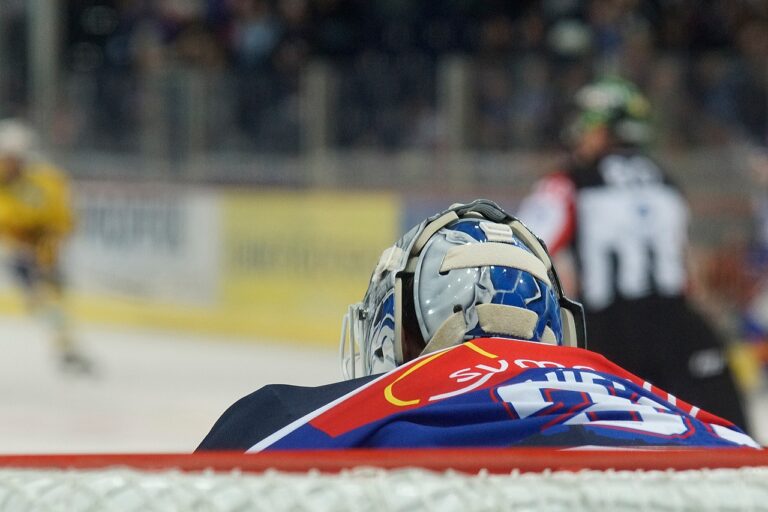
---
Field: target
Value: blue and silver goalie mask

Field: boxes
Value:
[340,200,586,378]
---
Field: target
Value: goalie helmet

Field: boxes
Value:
[340,199,586,378]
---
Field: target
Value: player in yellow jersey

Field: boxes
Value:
[0,119,93,374]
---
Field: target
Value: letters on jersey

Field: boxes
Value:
[250,338,757,451]
[516,152,689,310]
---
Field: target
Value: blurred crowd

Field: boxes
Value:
[0,0,766,151]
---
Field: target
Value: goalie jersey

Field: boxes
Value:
[198,337,758,451]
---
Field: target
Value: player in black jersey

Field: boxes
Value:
[517,77,747,430]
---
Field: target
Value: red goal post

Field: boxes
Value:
[0,448,766,511]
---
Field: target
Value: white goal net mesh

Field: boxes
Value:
[0,449,765,512]
[1,466,767,512]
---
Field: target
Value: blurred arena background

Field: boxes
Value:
[0,0,767,452]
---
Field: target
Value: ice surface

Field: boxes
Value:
[0,316,339,453]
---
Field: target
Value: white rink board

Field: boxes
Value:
[66,184,221,305]
[0,314,765,453]
[0,316,339,453]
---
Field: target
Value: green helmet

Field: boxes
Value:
[569,77,652,145]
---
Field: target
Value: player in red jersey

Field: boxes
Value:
[198,200,758,451]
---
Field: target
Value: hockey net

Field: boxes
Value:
[0,448,766,511]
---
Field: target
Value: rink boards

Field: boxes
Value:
[0,183,402,347]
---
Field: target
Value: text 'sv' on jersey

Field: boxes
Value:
[248,337,759,451]
[516,173,576,255]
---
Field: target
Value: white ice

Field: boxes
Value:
[0,315,340,453]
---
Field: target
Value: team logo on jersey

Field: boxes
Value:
[310,338,610,437]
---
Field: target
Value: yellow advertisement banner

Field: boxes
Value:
[220,190,400,346]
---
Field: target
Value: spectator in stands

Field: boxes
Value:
[23,0,767,152]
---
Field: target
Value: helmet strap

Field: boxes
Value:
[476,304,538,341]
[419,310,467,357]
